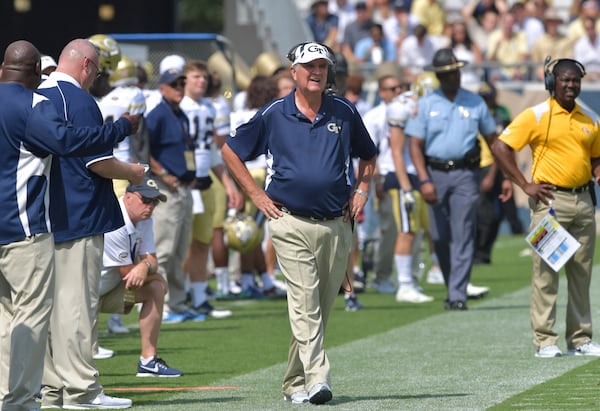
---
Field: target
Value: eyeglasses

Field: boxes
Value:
[86,57,101,79]
[135,192,160,206]
[382,85,402,92]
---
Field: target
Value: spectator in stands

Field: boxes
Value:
[343,74,372,116]
[567,0,600,41]
[354,23,397,64]
[410,0,446,36]
[341,1,375,64]
[399,23,443,83]
[532,8,573,81]
[486,11,529,81]
[574,16,600,81]
[469,0,508,22]
[369,0,394,24]
[306,0,339,48]
[329,0,357,49]
[449,20,483,91]
[511,1,545,50]
[383,0,418,52]
[461,6,501,57]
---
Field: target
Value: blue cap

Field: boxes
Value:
[159,68,185,85]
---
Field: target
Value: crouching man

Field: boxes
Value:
[96,176,183,377]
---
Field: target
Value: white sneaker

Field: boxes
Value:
[467,283,489,299]
[272,278,287,291]
[229,281,242,295]
[93,346,114,360]
[535,344,562,358]
[107,314,129,334]
[396,284,434,303]
[568,340,600,356]
[426,267,444,285]
[283,390,309,404]
[62,392,132,409]
[374,280,396,294]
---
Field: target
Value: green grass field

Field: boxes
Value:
[95,234,600,410]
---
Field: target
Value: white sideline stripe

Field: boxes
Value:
[153,265,600,410]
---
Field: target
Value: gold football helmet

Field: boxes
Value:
[87,34,121,73]
[413,71,439,97]
[223,210,261,253]
[109,55,138,87]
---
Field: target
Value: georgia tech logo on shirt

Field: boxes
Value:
[327,122,341,133]
[582,126,591,135]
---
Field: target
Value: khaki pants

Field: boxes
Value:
[152,180,193,313]
[42,235,104,406]
[529,190,595,350]
[269,213,352,396]
[0,233,55,411]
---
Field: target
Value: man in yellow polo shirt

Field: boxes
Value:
[493,58,600,358]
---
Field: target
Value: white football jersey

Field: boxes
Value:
[362,102,393,176]
[230,108,266,170]
[98,86,146,163]
[386,91,417,175]
[180,95,221,178]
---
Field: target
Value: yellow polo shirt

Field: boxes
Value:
[500,98,600,187]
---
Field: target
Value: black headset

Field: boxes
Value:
[544,56,586,94]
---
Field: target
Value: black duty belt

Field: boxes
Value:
[547,183,589,193]
[426,157,472,171]
[276,205,342,221]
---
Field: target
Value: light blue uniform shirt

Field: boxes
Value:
[405,88,496,160]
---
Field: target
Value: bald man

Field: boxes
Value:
[0,40,136,411]
[38,39,143,409]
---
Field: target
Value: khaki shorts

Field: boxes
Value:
[99,272,166,314]
[388,188,429,234]
[191,186,216,243]
[113,178,129,199]
[210,169,227,229]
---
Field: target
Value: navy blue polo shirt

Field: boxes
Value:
[0,83,130,245]
[38,73,124,243]
[146,99,195,182]
[226,91,376,219]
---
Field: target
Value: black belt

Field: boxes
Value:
[426,157,473,171]
[549,183,589,193]
[276,205,342,221]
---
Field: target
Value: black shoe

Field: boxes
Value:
[444,300,468,311]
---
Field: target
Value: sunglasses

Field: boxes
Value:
[135,192,160,206]
[169,79,186,89]
[383,85,402,92]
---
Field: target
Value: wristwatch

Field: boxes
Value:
[159,169,169,177]
[144,261,153,273]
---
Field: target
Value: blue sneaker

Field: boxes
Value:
[193,301,232,319]
[136,356,182,377]
[181,309,207,322]
[345,295,364,312]
[162,311,186,324]
[239,285,267,300]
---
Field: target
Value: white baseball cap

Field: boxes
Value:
[40,55,57,71]
[290,43,333,66]
[159,54,185,75]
